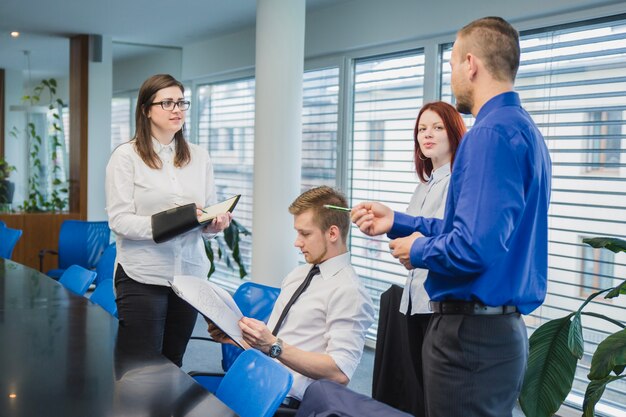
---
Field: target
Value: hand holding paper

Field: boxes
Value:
[171,275,245,348]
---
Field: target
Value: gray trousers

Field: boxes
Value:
[422,313,528,417]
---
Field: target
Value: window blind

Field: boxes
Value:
[349,50,425,339]
[302,67,340,190]
[111,97,132,151]
[196,78,256,291]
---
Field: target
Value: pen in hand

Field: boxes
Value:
[323,204,352,212]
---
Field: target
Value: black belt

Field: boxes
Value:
[281,396,301,409]
[429,301,518,315]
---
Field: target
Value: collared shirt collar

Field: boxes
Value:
[151,137,176,155]
[429,163,451,184]
[316,251,350,280]
[475,91,521,125]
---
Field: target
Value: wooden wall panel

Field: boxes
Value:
[69,35,89,219]
[0,213,79,271]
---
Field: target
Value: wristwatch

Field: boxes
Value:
[268,337,283,358]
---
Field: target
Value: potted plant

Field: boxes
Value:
[0,156,17,208]
[205,219,251,279]
[11,78,68,212]
[519,237,626,417]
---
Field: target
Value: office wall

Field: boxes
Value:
[88,36,112,220]
[182,0,626,80]
[113,46,182,93]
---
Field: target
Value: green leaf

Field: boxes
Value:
[606,280,626,299]
[568,313,584,359]
[204,240,215,278]
[583,237,626,253]
[520,315,578,417]
[582,375,626,417]
[49,78,57,87]
[588,329,626,380]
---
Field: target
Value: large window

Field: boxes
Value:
[111,96,133,151]
[301,67,340,190]
[442,18,626,414]
[348,51,425,337]
[196,78,256,290]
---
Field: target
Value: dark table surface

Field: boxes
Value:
[0,258,237,417]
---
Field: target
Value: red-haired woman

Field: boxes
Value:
[403,101,465,415]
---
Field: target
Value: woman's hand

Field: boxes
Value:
[201,211,233,234]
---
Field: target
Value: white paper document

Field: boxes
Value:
[171,275,245,348]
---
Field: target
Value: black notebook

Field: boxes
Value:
[151,194,241,243]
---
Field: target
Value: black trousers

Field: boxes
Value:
[406,312,432,417]
[422,313,528,417]
[114,264,198,367]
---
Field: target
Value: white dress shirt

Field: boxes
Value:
[267,252,375,400]
[105,139,216,286]
[400,163,451,315]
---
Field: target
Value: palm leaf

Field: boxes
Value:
[583,237,626,253]
[588,329,626,380]
[606,279,626,299]
[520,315,578,417]
[582,375,626,417]
[568,313,584,359]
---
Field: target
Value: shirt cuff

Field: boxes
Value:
[328,351,358,381]
[388,211,416,239]
[409,236,428,269]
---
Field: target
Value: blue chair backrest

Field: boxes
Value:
[59,265,98,296]
[222,281,280,371]
[216,349,293,417]
[58,220,110,270]
[94,243,116,286]
[0,226,22,259]
[90,279,118,317]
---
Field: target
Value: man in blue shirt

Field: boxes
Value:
[352,17,551,417]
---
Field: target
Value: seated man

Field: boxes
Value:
[209,186,374,411]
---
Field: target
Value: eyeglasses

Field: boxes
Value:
[150,100,191,111]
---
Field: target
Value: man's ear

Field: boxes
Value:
[466,53,478,80]
[327,225,340,243]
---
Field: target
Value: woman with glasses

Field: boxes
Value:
[105,74,231,366]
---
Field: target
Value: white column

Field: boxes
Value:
[87,35,112,220]
[251,0,305,286]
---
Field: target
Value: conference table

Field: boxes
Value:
[0,258,237,417]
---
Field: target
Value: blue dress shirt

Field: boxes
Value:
[389,92,551,314]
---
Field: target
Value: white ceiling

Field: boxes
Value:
[0,0,344,78]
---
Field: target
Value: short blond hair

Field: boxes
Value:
[289,186,350,243]
[458,16,520,82]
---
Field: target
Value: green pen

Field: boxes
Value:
[323,204,352,212]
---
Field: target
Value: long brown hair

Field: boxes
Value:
[413,101,466,183]
[133,74,191,169]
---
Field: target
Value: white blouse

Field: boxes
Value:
[105,139,216,286]
[399,163,451,315]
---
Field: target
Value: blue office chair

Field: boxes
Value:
[0,220,6,228]
[89,279,118,317]
[39,220,110,279]
[94,243,116,286]
[0,226,23,259]
[189,281,281,394]
[59,265,98,296]
[197,349,293,417]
